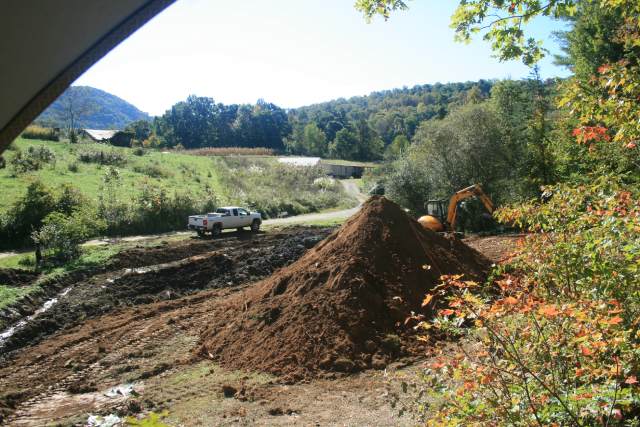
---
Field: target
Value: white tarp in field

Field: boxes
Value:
[277,157,321,166]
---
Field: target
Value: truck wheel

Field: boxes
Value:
[251,220,260,232]
[212,224,222,237]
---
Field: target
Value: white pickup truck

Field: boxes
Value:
[188,206,262,237]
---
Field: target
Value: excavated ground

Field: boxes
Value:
[0,222,522,426]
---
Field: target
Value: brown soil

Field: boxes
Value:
[0,220,514,425]
[0,227,332,354]
[463,234,525,263]
[198,196,489,381]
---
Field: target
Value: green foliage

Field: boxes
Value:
[354,0,409,21]
[32,208,106,263]
[385,134,410,159]
[327,121,384,161]
[553,0,627,79]
[77,149,127,166]
[126,411,171,427]
[216,157,352,218]
[0,180,58,248]
[421,179,640,425]
[133,162,174,179]
[154,96,290,151]
[387,103,510,210]
[9,146,56,174]
[288,80,494,160]
[125,119,153,141]
[285,123,328,156]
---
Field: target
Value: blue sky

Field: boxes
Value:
[75,0,570,116]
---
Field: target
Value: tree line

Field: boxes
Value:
[121,80,495,161]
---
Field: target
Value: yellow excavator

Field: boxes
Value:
[418,184,495,232]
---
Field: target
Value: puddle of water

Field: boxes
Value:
[9,383,141,426]
[0,286,72,347]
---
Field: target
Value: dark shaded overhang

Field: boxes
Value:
[0,0,175,152]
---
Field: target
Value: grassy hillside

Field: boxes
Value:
[1,138,224,208]
[36,86,150,129]
[0,139,354,249]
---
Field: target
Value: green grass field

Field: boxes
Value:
[1,138,227,211]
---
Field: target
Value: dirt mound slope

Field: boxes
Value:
[199,196,489,381]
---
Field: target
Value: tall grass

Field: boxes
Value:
[216,157,353,218]
[185,147,275,156]
[21,125,59,142]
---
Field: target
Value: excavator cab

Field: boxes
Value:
[419,199,447,232]
[424,199,447,223]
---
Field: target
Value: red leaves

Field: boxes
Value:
[625,375,638,385]
[573,125,611,144]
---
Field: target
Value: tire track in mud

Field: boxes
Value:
[0,227,332,424]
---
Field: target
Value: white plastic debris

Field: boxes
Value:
[86,414,122,427]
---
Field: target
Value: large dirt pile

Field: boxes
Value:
[199,196,489,381]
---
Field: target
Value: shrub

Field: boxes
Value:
[0,181,89,250]
[133,163,173,179]
[67,162,79,173]
[132,147,146,156]
[21,125,59,141]
[9,146,56,174]
[216,157,351,218]
[32,208,105,264]
[0,180,57,248]
[418,178,640,425]
[77,149,127,166]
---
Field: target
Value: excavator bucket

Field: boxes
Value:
[418,215,445,232]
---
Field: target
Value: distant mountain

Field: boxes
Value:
[36,86,150,130]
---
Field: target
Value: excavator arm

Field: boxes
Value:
[446,184,495,230]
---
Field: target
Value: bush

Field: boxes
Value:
[133,163,173,179]
[21,125,59,141]
[98,179,220,236]
[32,208,105,264]
[77,149,127,166]
[419,178,640,425]
[9,146,56,174]
[0,181,57,248]
[216,157,351,218]
[0,181,88,250]
[132,147,146,156]
[67,162,79,173]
